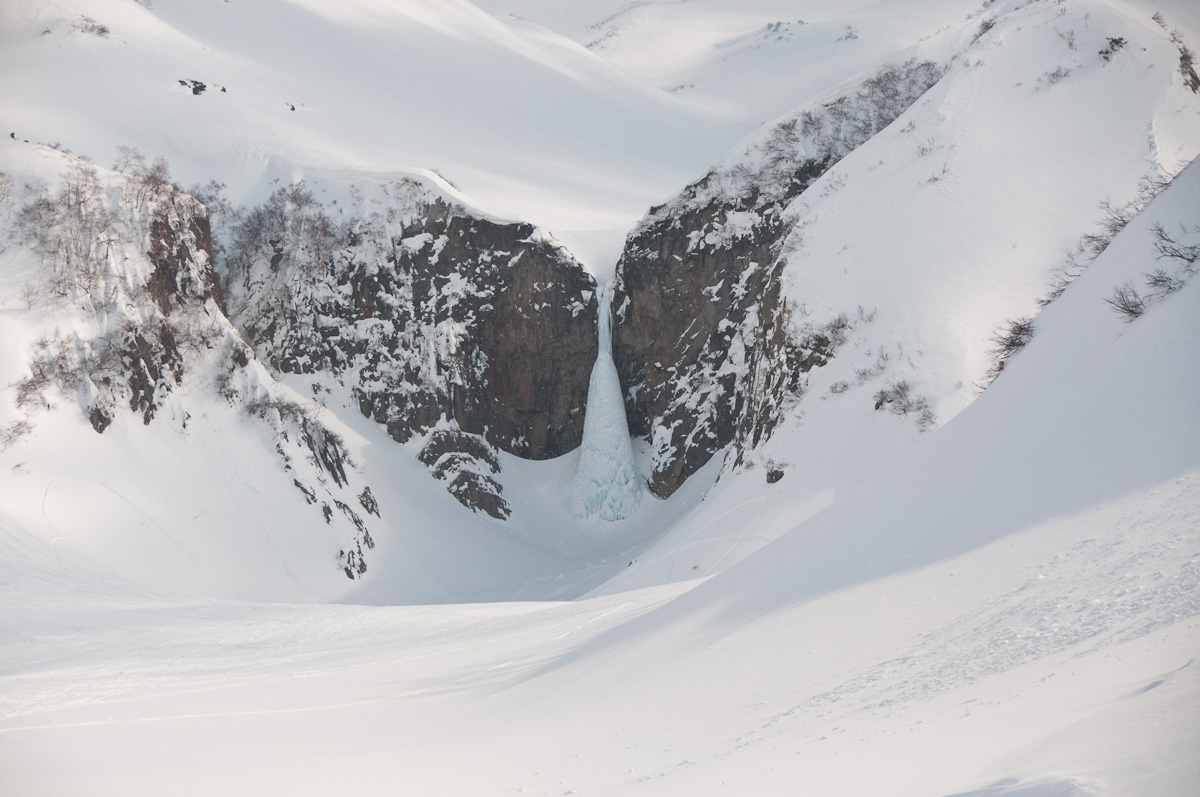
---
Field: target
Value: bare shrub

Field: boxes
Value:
[15,369,52,411]
[72,16,109,36]
[0,170,13,209]
[873,379,936,430]
[228,181,340,284]
[0,421,32,450]
[736,59,941,203]
[1040,173,1176,307]
[1154,14,1200,92]
[112,145,142,175]
[1105,282,1146,321]
[1143,268,1184,299]
[1181,43,1200,92]
[824,312,852,346]
[16,336,81,410]
[991,316,1034,359]
[1044,66,1072,85]
[1080,199,1138,258]
[762,119,799,168]
[17,161,120,306]
[982,316,1034,383]
[1151,223,1199,268]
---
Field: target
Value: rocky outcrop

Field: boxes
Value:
[246,393,379,580]
[611,200,828,498]
[612,59,942,498]
[145,200,220,316]
[230,180,598,463]
[418,428,510,519]
[228,179,598,518]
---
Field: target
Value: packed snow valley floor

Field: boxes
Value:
[1,0,1199,794]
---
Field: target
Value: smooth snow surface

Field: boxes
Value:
[566,288,643,521]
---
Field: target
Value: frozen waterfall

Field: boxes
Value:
[566,286,643,521]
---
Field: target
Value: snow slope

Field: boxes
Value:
[596,0,1200,589]
[0,0,747,268]
[477,0,982,123]
[0,0,1195,604]
[0,0,1198,793]
[2,150,1197,797]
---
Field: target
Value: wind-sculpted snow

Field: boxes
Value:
[567,290,643,521]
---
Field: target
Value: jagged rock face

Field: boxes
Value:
[612,59,942,498]
[232,183,598,462]
[124,195,218,422]
[418,429,510,519]
[145,203,220,316]
[611,192,824,499]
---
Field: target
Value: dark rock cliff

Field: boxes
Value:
[611,178,830,499]
[228,179,598,516]
[230,182,598,462]
[145,201,220,316]
[612,59,942,498]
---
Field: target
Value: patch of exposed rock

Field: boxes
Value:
[419,428,510,519]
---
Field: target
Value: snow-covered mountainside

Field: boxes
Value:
[2,155,1197,796]
[1,0,1198,793]
[612,0,1200,498]
[0,145,381,584]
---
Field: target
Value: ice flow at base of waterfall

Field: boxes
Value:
[566,286,644,521]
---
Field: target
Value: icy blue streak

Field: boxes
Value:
[567,285,643,521]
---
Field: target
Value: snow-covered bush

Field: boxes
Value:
[873,380,936,431]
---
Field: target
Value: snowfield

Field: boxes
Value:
[1,0,1199,794]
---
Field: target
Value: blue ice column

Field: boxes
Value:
[566,286,643,521]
